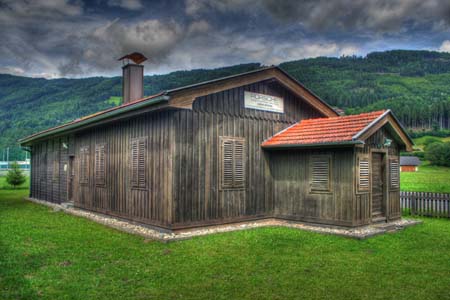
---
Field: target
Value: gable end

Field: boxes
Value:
[168,67,338,117]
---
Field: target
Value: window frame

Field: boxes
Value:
[219,136,246,190]
[357,155,370,193]
[130,137,148,190]
[309,154,332,194]
[389,158,400,190]
[52,147,60,182]
[79,146,90,185]
[39,144,47,182]
[94,143,107,187]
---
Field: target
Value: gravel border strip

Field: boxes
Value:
[24,197,422,241]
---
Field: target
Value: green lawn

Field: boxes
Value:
[1,190,450,300]
[401,162,450,193]
[399,134,450,193]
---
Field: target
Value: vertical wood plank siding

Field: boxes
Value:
[30,136,69,204]
[28,78,403,229]
[172,80,323,227]
[354,127,401,225]
[73,110,174,227]
[270,149,354,226]
[30,111,173,227]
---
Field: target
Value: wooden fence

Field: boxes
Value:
[400,191,450,218]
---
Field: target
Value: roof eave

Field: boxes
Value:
[275,66,339,117]
[19,95,170,145]
[262,140,364,150]
[388,110,415,145]
[351,109,414,150]
[165,66,274,93]
[352,109,391,140]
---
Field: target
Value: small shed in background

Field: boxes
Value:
[400,156,421,172]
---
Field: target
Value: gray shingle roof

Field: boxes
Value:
[400,156,421,166]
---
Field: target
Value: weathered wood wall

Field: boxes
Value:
[171,79,324,227]
[29,79,325,229]
[73,110,175,227]
[30,78,404,230]
[269,149,355,226]
[354,126,401,225]
[30,136,72,203]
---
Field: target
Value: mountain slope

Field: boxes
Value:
[0,64,261,160]
[2,50,450,160]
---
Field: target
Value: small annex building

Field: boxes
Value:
[400,156,421,172]
[20,56,413,230]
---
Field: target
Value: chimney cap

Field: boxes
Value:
[118,52,147,64]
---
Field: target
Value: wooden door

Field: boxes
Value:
[68,156,74,202]
[371,153,385,219]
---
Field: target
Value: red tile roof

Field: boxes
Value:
[262,110,387,148]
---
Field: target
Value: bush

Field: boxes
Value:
[409,129,450,138]
[422,137,443,150]
[5,162,26,189]
[414,151,425,159]
[425,142,450,167]
[400,151,425,159]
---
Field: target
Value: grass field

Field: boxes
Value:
[1,189,450,300]
[400,162,450,193]
[400,135,450,193]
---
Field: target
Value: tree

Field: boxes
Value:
[423,137,443,151]
[6,161,26,189]
[425,142,450,167]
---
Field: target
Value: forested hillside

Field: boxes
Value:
[1,50,450,160]
[282,50,450,130]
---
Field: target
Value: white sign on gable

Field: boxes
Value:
[244,91,284,113]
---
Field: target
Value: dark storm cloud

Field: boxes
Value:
[107,0,143,10]
[0,0,449,78]
[0,0,86,77]
[0,0,189,77]
[264,0,450,33]
[187,0,450,33]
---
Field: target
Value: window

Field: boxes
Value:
[79,146,89,184]
[49,141,59,181]
[310,155,331,192]
[39,149,47,180]
[130,137,147,189]
[95,144,106,186]
[390,158,399,189]
[220,137,246,189]
[357,156,370,192]
[52,149,60,181]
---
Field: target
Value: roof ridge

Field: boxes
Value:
[300,110,386,123]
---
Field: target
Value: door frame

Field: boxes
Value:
[370,149,388,221]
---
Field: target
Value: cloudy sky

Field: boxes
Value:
[1,0,450,78]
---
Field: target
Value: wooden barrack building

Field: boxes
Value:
[20,58,413,230]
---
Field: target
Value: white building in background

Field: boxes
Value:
[0,160,30,170]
